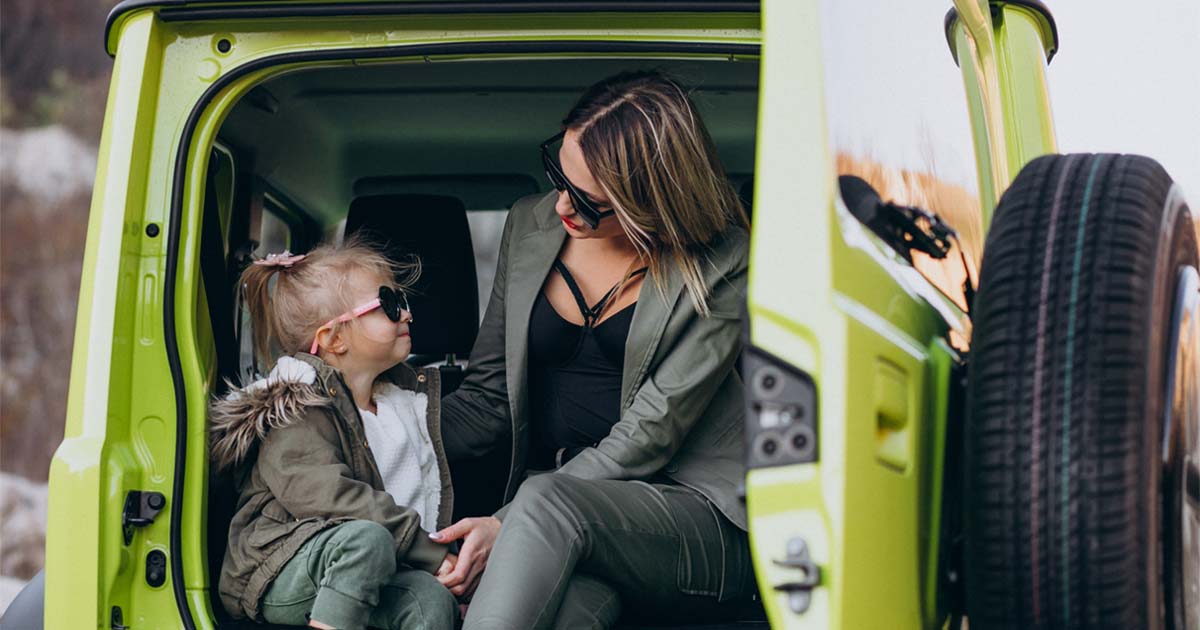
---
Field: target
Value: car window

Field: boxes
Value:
[210,145,237,245]
[256,194,299,256]
[820,0,981,311]
[257,209,290,254]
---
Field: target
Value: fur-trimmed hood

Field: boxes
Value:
[210,356,333,472]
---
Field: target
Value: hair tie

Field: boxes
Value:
[253,250,307,268]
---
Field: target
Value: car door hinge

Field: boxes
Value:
[771,537,821,615]
[122,490,166,545]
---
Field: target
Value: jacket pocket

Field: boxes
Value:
[705,499,752,602]
[664,485,752,602]
[245,501,299,549]
[260,500,295,523]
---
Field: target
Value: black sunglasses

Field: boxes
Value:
[377,285,411,323]
[540,131,617,229]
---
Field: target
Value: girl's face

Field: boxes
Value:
[556,129,627,240]
[338,270,412,371]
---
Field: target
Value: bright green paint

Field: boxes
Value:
[746,1,836,625]
[46,10,171,629]
[949,1,1058,230]
[107,6,760,56]
[951,0,1011,230]
[993,5,1059,177]
[749,2,965,627]
[745,0,1058,628]
[919,341,957,622]
[955,25,1003,223]
[746,465,830,629]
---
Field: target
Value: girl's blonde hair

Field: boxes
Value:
[239,235,417,364]
[563,69,748,316]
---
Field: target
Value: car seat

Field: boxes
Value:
[345,193,508,522]
[345,193,480,381]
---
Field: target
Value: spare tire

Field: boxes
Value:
[964,153,1198,629]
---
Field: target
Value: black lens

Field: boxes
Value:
[571,191,601,228]
[540,131,611,229]
[378,286,401,322]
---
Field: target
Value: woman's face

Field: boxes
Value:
[556,129,627,240]
[338,269,413,370]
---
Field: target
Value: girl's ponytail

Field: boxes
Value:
[239,251,309,366]
[238,262,278,368]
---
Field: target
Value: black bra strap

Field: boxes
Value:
[552,260,592,321]
[553,261,648,326]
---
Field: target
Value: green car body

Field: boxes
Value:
[747,2,1056,628]
[37,1,1059,628]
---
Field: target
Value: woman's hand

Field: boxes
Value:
[430,517,502,597]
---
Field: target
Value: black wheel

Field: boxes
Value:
[964,153,1199,629]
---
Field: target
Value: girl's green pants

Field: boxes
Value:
[261,519,457,630]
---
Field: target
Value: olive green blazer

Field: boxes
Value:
[441,192,749,529]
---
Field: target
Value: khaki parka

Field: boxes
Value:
[209,353,453,621]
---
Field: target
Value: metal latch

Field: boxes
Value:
[122,490,166,545]
[111,605,128,630]
[772,537,821,614]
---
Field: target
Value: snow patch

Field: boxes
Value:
[0,126,97,203]
[0,473,47,584]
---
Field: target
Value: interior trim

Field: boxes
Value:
[163,38,759,628]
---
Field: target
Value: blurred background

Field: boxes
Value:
[1,0,1197,614]
[1,0,113,609]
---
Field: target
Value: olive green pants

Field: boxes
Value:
[261,520,457,630]
[463,475,757,630]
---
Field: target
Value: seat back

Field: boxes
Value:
[345,194,480,361]
[346,194,504,519]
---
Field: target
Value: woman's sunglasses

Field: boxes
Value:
[309,286,411,354]
[540,131,617,229]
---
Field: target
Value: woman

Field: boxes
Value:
[434,69,755,629]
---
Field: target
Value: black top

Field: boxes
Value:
[527,260,647,469]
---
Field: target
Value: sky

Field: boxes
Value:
[815,0,1199,210]
[1049,0,1200,202]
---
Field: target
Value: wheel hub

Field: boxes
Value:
[1163,265,1200,629]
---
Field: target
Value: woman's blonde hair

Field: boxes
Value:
[238,235,417,364]
[563,69,748,316]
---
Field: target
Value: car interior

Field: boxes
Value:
[200,55,761,628]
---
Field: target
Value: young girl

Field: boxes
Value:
[209,239,458,630]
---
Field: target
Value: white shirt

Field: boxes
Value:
[358,382,441,533]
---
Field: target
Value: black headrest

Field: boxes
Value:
[345,194,479,357]
[353,174,541,210]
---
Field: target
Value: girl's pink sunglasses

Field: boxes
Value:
[309,286,411,354]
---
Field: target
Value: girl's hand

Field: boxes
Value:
[430,517,501,597]
[436,553,457,579]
